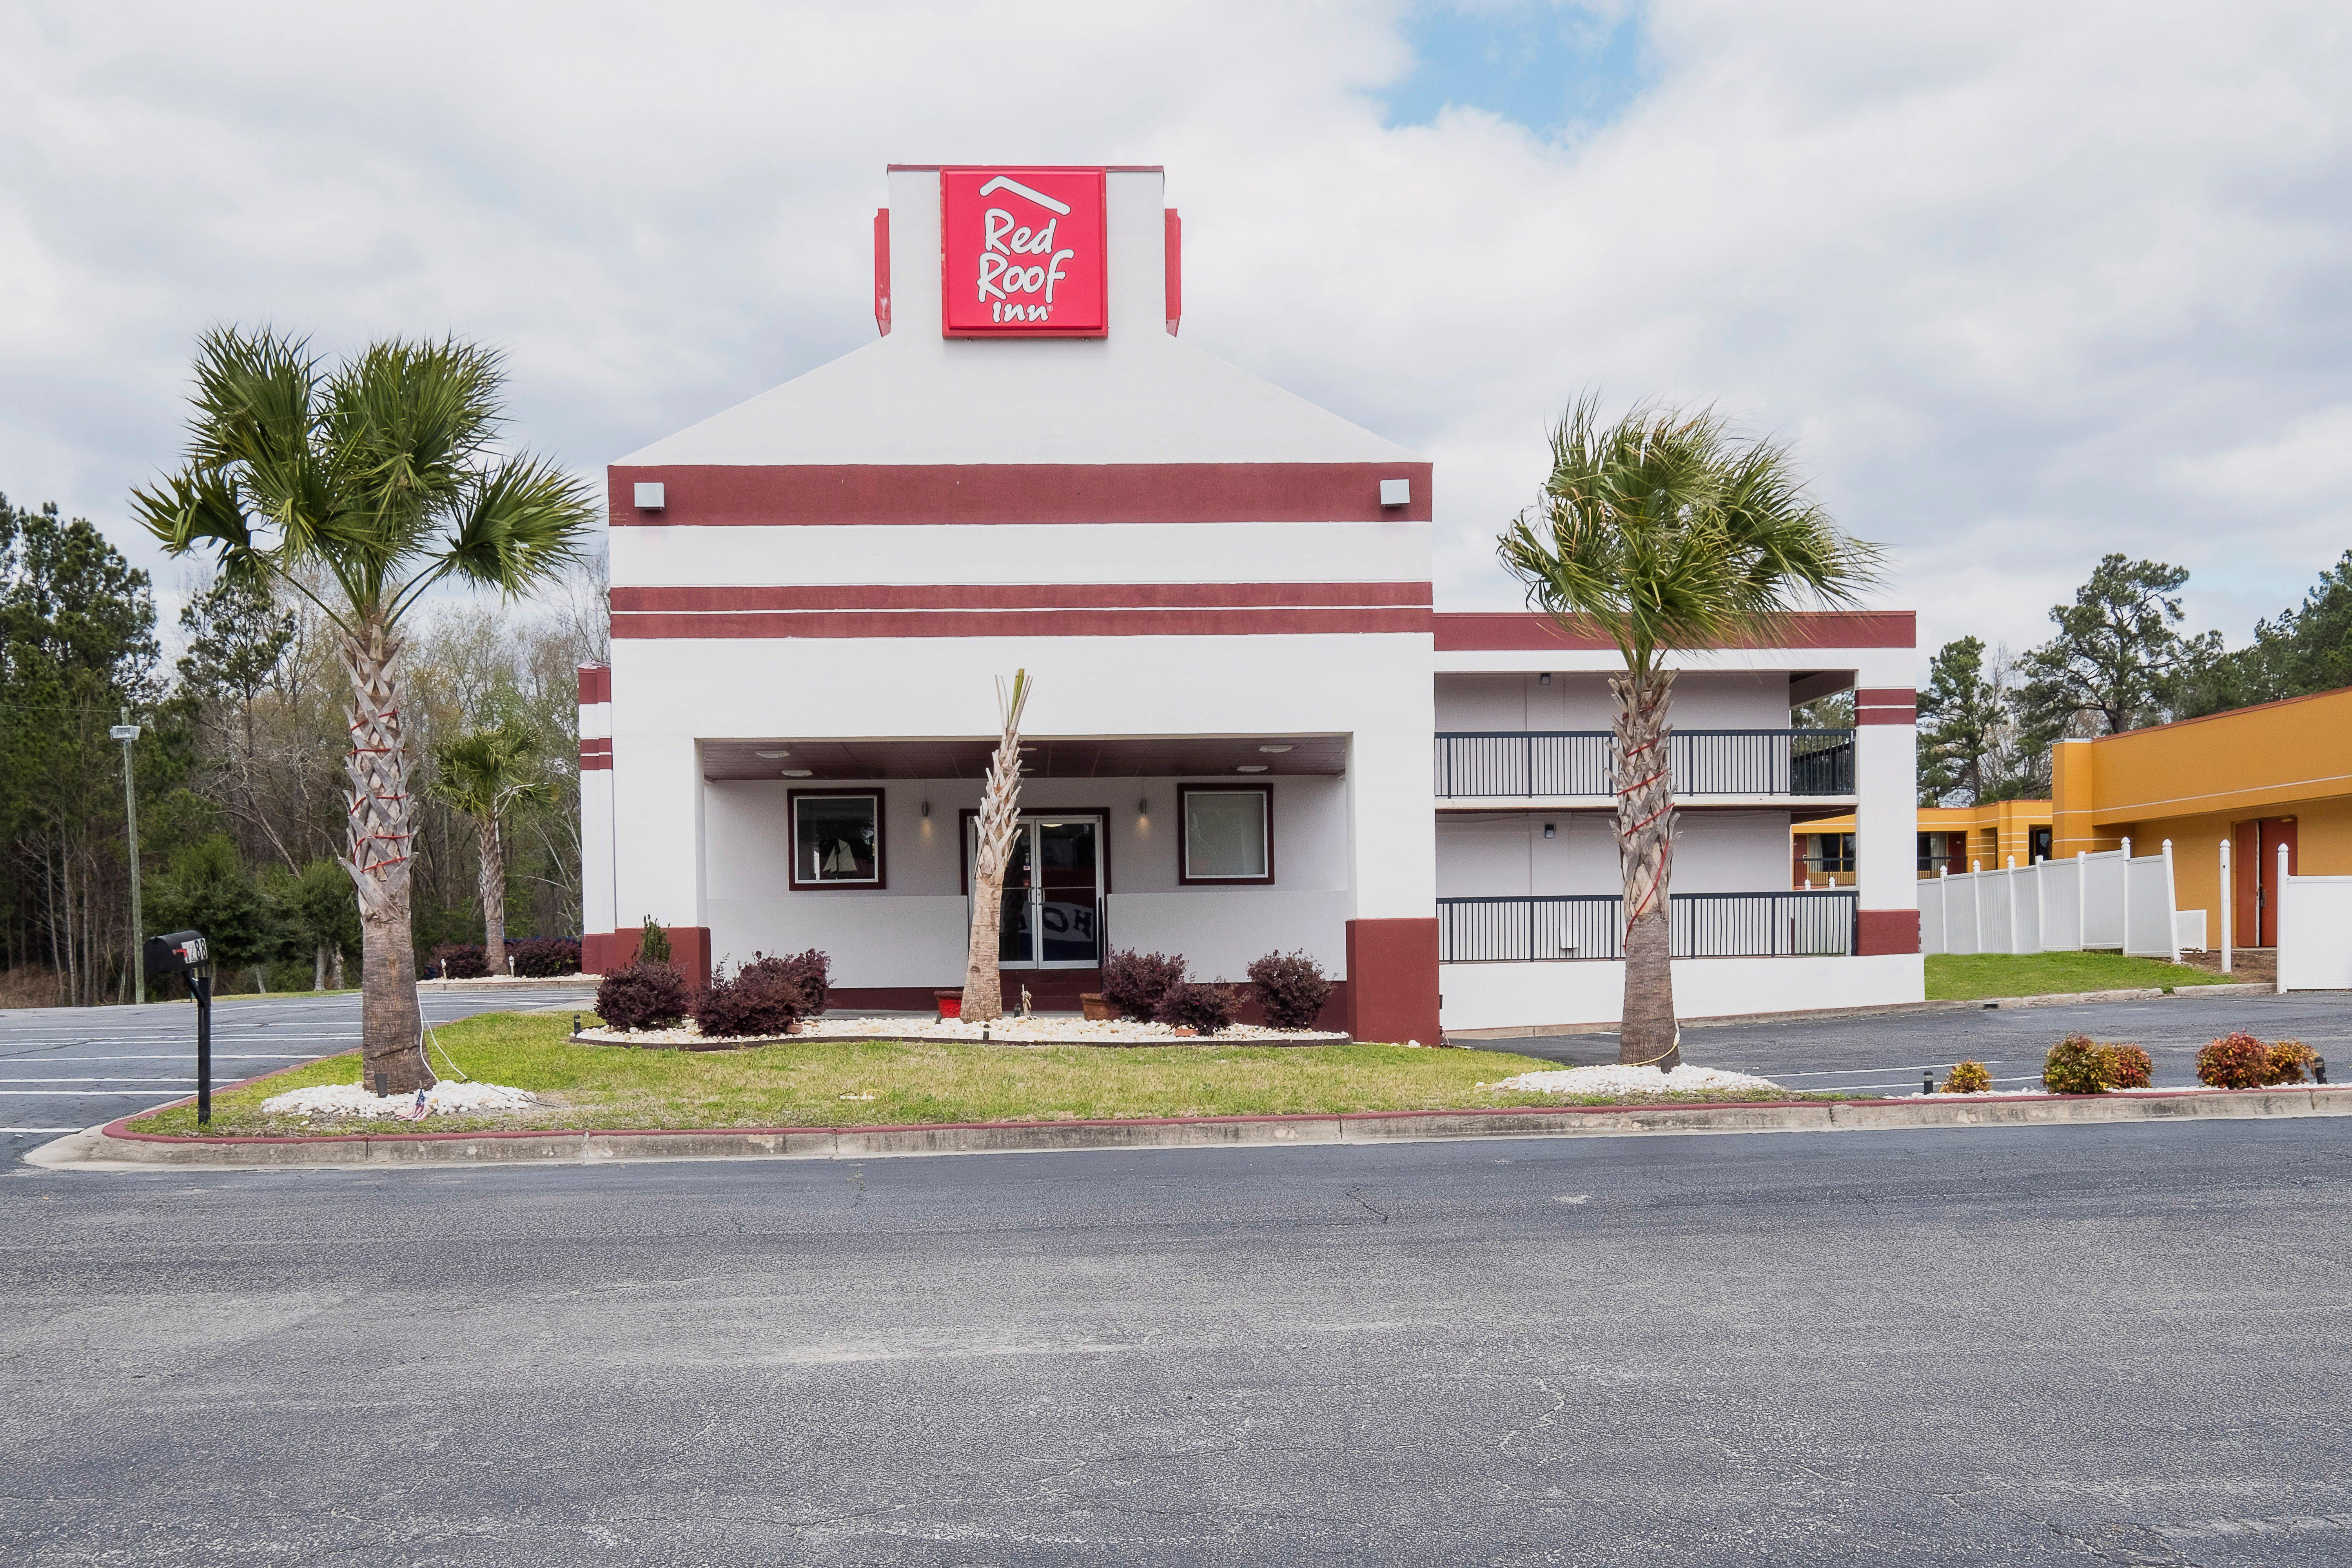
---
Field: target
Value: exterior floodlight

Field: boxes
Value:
[1543,822,1557,839]
[1379,478,1410,507]
[110,723,141,742]
[634,482,666,510]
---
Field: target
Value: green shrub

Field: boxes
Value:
[2196,1032,2271,1089]
[2042,1035,2108,1094]
[2098,1043,2154,1089]
[636,916,671,965]
[2266,1040,2317,1085]
[1940,1060,1993,1094]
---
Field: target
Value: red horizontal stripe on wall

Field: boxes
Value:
[1434,611,1917,652]
[611,582,1433,613]
[1855,687,1917,725]
[612,606,1436,639]
[575,666,610,705]
[606,463,1434,526]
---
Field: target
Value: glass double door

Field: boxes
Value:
[971,815,1103,968]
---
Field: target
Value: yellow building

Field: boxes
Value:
[2051,684,2352,947]
[1794,799,2052,887]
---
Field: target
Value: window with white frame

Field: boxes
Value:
[1179,784,1272,884]
[790,791,884,889]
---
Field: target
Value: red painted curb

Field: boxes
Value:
[102,1082,2352,1149]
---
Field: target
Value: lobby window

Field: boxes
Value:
[790,791,884,889]
[1178,784,1272,885]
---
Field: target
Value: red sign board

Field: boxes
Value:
[939,167,1108,338]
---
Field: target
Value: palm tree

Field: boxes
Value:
[134,330,594,1093]
[961,670,1032,1022]
[1498,395,1881,1069]
[426,716,556,975]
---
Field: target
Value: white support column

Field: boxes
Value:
[1851,711,1916,959]
[2161,838,2180,963]
[2277,841,2291,995]
[2220,838,2232,975]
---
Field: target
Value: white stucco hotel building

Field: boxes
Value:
[577,164,1922,1041]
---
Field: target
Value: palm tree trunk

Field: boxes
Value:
[961,672,1031,1024]
[477,813,506,974]
[341,617,430,1094]
[1613,668,1679,1069]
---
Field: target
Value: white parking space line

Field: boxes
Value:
[0,1078,205,1083]
[0,1090,202,1097]
[2,1127,83,1132]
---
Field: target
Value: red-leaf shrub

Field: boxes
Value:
[761,949,831,1017]
[509,938,581,977]
[1155,980,1241,1036]
[1940,1060,1993,1094]
[2266,1039,2317,1085]
[692,950,833,1038]
[1248,949,1334,1031]
[2043,1034,2108,1094]
[430,942,486,980]
[1102,949,1186,1023]
[2196,1032,2271,1089]
[2098,1043,2154,1089]
[596,961,689,1033]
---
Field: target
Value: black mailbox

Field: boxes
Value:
[145,930,211,979]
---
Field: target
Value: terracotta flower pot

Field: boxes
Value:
[1080,992,1116,1022]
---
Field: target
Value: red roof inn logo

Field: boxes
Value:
[940,167,1108,337]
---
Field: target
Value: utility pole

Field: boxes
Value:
[109,710,144,1005]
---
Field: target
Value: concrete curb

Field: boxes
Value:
[29,1085,2352,1171]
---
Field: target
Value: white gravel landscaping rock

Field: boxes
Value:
[1492,1064,1788,1096]
[261,1081,540,1120]
[577,1015,1350,1047]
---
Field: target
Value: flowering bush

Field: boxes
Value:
[2042,1035,2109,1094]
[429,942,486,980]
[2098,1043,2154,1089]
[1102,949,1187,1023]
[1247,949,1334,1031]
[509,938,581,977]
[1940,1060,1994,1094]
[2196,1032,2271,1089]
[595,961,689,1033]
[2266,1039,2318,1085]
[1156,980,1242,1036]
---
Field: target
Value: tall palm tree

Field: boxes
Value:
[134,329,594,1093]
[962,670,1031,1023]
[426,716,556,975]
[1499,395,1881,1069]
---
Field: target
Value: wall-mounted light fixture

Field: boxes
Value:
[1543,822,1557,839]
[1539,673,1552,686]
[633,482,666,510]
[921,800,931,818]
[1379,478,1410,507]
[1137,797,1149,816]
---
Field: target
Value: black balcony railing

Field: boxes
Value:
[1433,730,1854,799]
[1436,890,1859,962]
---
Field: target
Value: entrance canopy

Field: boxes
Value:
[701,735,1348,782]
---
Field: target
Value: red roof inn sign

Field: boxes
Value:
[940,167,1108,337]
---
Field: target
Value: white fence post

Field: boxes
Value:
[2220,838,2232,975]
[2005,855,2022,955]
[1939,866,1950,957]
[2161,838,2179,963]
[2076,851,2087,949]
[2278,841,2291,995]
[1971,863,1984,953]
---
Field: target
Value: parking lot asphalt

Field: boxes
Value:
[0,986,598,1169]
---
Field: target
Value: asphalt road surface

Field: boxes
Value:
[0,986,597,1170]
[5,1116,2349,1565]
[1469,988,2352,1093]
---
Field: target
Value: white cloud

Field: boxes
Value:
[3,0,2349,673]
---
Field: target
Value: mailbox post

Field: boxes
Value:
[145,931,213,1123]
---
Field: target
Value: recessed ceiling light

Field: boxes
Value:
[1236,764,1269,773]
[781,769,813,777]
[755,748,793,758]
[1258,744,1294,753]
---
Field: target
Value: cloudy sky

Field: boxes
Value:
[4,0,2347,670]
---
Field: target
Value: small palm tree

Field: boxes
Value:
[962,670,1032,1022]
[426,716,556,975]
[134,329,593,1093]
[1499,395,1881,1069]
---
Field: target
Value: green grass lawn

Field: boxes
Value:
[1925,951,2241,1002]
[127,1011,1822,1138]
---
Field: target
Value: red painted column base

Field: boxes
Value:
[1857,910,1920,955]
[583,927,712,990]
[1346,917,1442,1045]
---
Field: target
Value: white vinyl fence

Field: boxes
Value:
[2276,840,2352,992]
[1918,840,2184,960]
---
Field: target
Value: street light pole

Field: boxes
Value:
[109,710,144,1005]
